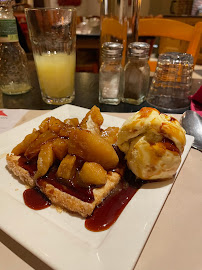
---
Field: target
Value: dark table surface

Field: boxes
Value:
[0,61,201,113]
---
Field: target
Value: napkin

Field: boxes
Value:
[0,109,28,134]
[189,85,202,116]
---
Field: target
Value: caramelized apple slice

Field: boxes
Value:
[57,154,76,179]
[38,117,49,133]
[39,117,65,134]
[12,129,40,156]
[101,127,119,145]
[64,118,79,127]
[24,130,58,160]
[59,126,76,138]
[68,128,119,170]
[79,105,104,134]
[52,138,69,160]
[48,117,66,133]
[34,142,55,180]
[79,162,107,185]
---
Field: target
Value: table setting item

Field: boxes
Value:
[25,7,76,105]
[76,16,100,36]
[127,0,141,43]
[100,0,128,66]
[99,42,123,105]
[122,42,150,105]
[0,104,194,270]
[0,0,31,95]
[147,52,194,112]
[0,109,28,134]
[181,84,202,151]
[181,110,202,151]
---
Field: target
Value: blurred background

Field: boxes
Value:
[13,0,202,72]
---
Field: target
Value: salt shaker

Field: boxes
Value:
[122,42,150,105]
[99,42,123,105]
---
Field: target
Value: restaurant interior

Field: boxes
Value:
[0,0,202,270]
[14,0,202,70]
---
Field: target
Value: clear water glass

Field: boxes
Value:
[25,8,76,105]
[147,52,194,112]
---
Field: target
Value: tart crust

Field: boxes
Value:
[6,154,120,217]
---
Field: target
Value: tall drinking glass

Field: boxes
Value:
[127,0,141,43]
[147,52,194,112]
[100,0,128,66]
[25,8,76,105]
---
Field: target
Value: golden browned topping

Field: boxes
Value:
[64,118,79,127]
[34,142,54,180]
[12,129,41,156]
[79,162,107,185]
[101,127,119,145]
[24,130,58,160]
[52,138,69,160]
[136,107,160,119]
[57,154,77,179]
[117,107,186,180]
[39,116,66,133]
[79,105,104,134]
[67,128,119,170]
[11,106,119,185]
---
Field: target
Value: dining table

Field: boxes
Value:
[0,60,202,270]
[1,60,202,113]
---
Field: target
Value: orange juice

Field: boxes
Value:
[34,52,76,99]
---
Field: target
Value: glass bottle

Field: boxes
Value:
[122,42,150,105]
[127,0,141,44]
[0,0,31,95]
[99,42,123,105]
[100,0,128,66]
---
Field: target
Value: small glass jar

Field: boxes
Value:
[0,0,31,95]
[99,42,123,105]
[122,42,150,105]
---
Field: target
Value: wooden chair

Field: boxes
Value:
[100,17,128,66]
[76,16,100,73]
[138,18,202,71]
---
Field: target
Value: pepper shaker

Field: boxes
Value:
[99,42,123,105]
[122,42,150,105]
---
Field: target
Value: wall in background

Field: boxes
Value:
[140,0,150,16]
[149,0,173,16]
[27,0,34,6]
[44,0,100,16]
[44,0,151,17]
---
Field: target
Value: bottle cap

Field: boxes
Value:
[128,42,150,57]
[101,42,123,58]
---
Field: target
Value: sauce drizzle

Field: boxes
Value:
[162,137,179,153]
[23,186,51,210]
[85,170,143,232]
[19,154,144,231]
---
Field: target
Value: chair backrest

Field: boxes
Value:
[100,17,127,65]
[138,18,202,71]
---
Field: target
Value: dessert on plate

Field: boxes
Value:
[7,106,121,217]
[6,106,186,226]
[117,107,186,180]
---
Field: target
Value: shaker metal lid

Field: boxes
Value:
[102,42,123,57]
[128,42,150,57]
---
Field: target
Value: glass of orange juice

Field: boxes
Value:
[25,8,76,105]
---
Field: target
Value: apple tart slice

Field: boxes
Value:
[6,106,121,217]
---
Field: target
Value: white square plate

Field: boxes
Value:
[0,105,194,270]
